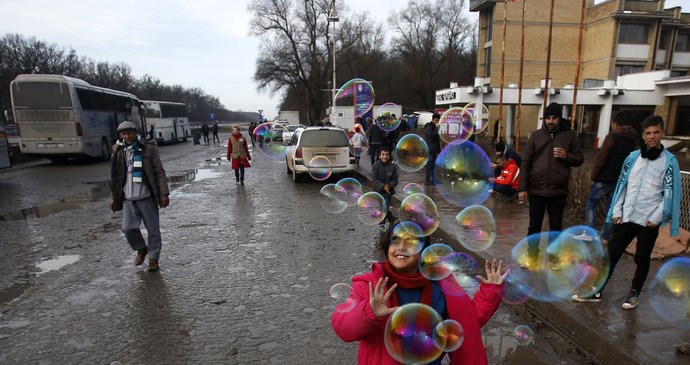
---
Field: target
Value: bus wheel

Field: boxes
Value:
[100,138,111,161]
[171,134,175,144]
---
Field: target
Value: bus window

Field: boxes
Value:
[12,82,72,110]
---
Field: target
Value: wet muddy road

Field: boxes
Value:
[0,133,591,364]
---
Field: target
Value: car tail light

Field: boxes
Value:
[75,122,83,137]
[295,147,302,159]
[349,150,354,157]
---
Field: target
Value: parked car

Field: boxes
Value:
[282,124,304,144]
[285,127,354,182]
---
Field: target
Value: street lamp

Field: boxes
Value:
[328,0,339,124]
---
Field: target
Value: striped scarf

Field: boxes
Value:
[130,140,143,183]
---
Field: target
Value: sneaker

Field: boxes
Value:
[573,231,594,242]
[622,290,639,309]
[378,224,386,232]
[134,248,148,266]
[424,181,434,186]
[572,291,602,303]
[147,259,159,272]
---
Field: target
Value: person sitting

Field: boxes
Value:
[493,141,521,177]
[490,156,519,200]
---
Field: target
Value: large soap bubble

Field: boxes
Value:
[455,205,496,252]
[438,107,474,144]
[334,78,375,118]
[649,257,690,329]
[375,103,402,132]
[434,141,493,207]
[398,193,440,236]
[384,304,444,364]
[252,122,288,159]
[395,134,429,172]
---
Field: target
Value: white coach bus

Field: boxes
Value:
[142,100,190,144]
[10,74,145,163]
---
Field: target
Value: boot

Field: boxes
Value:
[147,259,159,272]
[134,248,147,266]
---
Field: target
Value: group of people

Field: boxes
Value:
[200,121,220,144]
[108,104,685,362]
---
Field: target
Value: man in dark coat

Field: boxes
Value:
[110,121,170,272]
[423,113,441,185]
[518,102,584,264]
[583,111,638,242]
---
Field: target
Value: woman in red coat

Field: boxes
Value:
[226,125,251,184]
[331,224,507,364]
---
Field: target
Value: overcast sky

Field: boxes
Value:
[1,0,685,119]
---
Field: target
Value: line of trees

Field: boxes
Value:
[0,33,259,123]
[249,0,477,125]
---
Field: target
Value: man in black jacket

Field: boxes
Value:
[423,113,441,185]
[518,103,584,264]
[582,111,638,242]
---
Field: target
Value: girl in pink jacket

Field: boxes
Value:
[331,224,507,364]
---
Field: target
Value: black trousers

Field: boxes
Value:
[234,165,245,181]
[601,222,659,294]
[527,194,567,257]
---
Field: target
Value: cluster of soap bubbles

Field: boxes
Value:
[324,83,530,361]
[384,304,465,363]
[318,177,389,226]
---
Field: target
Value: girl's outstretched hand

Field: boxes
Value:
[477,259,510,285]
[369,277,398,318]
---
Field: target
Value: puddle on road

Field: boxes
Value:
[0,282,30,305]
[194,168,223,181]
[35,254,81,275]
[0,181,111,221]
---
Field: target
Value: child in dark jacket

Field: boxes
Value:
[370,147,398,229]
[331,225,507,365]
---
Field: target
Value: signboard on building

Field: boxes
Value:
[436,90,459,103]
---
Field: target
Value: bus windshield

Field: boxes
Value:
[12,82,72,110]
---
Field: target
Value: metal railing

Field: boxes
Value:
[681,171,690,231]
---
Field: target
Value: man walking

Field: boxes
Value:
[518,102,583,264]
[573,116,681,309]
[581,111,638,242]
[110,121,170,272]
[423,113,441,185]
[212,121,220,143]
[201,121,210,144]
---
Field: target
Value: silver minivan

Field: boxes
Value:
[285,127,354,182]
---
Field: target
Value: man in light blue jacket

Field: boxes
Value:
[572,116,681,309]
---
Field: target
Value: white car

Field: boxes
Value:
[282,124,303,144]
[285,127,354,182]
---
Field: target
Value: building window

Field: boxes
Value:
[485,47,492,77]
[676,32,690,52]
[659,31,670,50]
[670,71,688,78]
[486,10,493,42]
[618,23,648,44]
[614,65,644,76]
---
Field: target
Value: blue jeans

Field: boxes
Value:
[585,181,616,240]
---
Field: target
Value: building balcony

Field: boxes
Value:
[616,43,650,61]
[469,0,499,12]
[672,52,690,68]
[623,0,661,13]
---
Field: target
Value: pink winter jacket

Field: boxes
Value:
[331,263,504,365]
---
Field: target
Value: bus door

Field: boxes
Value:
[174,119,179,140]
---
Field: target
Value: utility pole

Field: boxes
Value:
[328,0,339,124]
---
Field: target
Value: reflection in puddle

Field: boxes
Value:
[194,169,223,181]
[0,182,111,221]
[36,255,81,274]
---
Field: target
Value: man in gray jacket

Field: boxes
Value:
[371,147,398,230]
[110,121,170,272]
[518,103,584,266]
